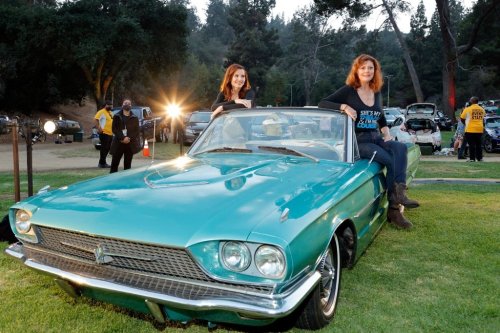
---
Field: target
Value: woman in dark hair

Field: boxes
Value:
[319,54,419,229]
[211,63,255,119]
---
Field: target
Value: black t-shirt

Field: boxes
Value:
[318,85,387,132]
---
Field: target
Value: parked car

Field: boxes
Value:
[479,100,499,115]
[183,109,212,144]
[483,115,500,153]
[383,107,405,127]
[0,115,12,135]
[390,103,442,154]
[5,107,421,330]
[434,110,452,130]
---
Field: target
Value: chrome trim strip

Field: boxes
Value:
[353,190,386,218]
[6,243,321,318]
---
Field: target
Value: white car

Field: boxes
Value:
[383,107,405,127]
[389,103,441,154]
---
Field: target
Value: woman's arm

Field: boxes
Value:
[319,86,357,121]
[318,86,350,110]
[112,115,124,141]
[211,92,234,111]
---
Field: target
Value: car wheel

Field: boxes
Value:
[483,136,493,153]
[295,233,341,329]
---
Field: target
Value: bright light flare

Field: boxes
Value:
[166,104,181,118]
[43,120,56,134]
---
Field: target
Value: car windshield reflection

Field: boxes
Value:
[188,109,346,162]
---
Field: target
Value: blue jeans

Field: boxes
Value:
[357,132,407,196]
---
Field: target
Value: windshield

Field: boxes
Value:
[485,118,500,129]
[188,109,347,162]
[189,112,211,123]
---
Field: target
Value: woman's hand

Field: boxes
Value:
[342,104,357,121]
[235,99,252,108]
[381,127,393,141]
[121,136,130,144]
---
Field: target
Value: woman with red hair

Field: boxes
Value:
[319,54,419,229]
[211,63,255,118]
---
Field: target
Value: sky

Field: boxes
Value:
[189,0,475,33]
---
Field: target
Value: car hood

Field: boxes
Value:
[22,154,353,247]
[485,127,500,137]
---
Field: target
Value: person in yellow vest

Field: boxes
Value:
[460,96,486,162]
[94,100,114,168]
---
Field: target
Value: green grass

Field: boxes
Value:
[1,158,499,332]
[417,161,500,179]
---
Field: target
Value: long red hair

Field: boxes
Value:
[219,64,252,101]
[346,54,384,92]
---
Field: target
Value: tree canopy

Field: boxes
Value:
[0,0,498,116]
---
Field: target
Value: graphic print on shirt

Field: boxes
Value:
[357,110,382,129]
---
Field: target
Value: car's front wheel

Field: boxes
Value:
[295,234,341,329]
[483,136,493,153]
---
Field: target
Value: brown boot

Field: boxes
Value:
[393,183,420,208]
[387,205,413,229]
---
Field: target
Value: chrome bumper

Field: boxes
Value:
[5,242,320,320]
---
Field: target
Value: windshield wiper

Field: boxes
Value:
[258,145,318,162]
[193,147,253,155]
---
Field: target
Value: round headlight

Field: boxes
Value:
[255,245,286,278]
[15,209,32,234]
[221,242,251,272]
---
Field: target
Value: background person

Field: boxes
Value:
[454,116,466,159]
[94,100,113,168]
[211,63,255,119]
[460,96,486,162]
[110,99,141,173]
[319,54,419,229]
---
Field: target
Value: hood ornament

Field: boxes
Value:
[94,244,113,264]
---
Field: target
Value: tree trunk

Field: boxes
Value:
[382,0,424,103]
[435,0,456,119]
[436,0,498,120]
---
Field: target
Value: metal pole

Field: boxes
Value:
[179,117,183,155]
[387,77,390,107]
[12,121,20,202]
[152,118,155,161]
[26,124,33,197]
[385,75,393,107]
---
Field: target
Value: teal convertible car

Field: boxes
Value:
[6,107,420,330]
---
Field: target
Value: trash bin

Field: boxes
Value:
[73,131,84,142]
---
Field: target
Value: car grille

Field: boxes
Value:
[28,226,273,295]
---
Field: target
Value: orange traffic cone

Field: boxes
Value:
[143,139,150,157]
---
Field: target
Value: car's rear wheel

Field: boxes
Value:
[484,136,493,153]
[295,234,341,329]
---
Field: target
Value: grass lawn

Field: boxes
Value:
[0,161,499,332]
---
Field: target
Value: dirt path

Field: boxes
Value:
[0,141,157,172]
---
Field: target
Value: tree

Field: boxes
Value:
[226,0,282,94]
[286,5,331,105]
[313,0,425,102]
[54,0,188,107]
